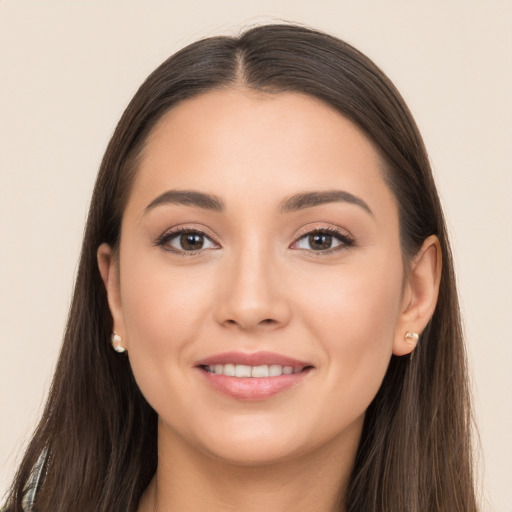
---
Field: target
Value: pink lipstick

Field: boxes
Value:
[195,351,313,400]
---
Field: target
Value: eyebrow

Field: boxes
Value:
[279,190,373,215]
[144,189,372,216]
[145,190,224,213]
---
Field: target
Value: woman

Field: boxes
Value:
[3,24,478,511]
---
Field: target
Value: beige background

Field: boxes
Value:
[0,1,510,510]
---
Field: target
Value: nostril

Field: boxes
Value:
[222,318,279,330]
[261,319,278,325]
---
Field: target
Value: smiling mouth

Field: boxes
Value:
[196,353,314,400]
[201,363,310,378]
[195,351,314,399]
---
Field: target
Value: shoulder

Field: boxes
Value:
[23,450,48,511]
[2,449,48,512]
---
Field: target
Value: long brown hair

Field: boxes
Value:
[4,24,478,511]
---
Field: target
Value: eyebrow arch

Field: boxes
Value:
[144,190,224,213]
[144,189,372,216]
[280,190,373,215]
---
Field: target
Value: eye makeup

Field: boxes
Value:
[153,223,355,257]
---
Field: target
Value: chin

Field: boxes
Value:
[183,415,308,466]
[189,414,349,468]
[204,438,304,467]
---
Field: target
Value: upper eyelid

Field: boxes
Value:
[293,224,353,241]
[157,225,220,243]
[296,231,350,242]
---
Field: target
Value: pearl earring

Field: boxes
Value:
[405,331,419,344]
[111,332,126,353]
[405,331,419,361]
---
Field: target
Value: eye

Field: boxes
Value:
[156,228,219,254]
[291,228,354,253]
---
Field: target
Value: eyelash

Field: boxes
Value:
[154,227,218,255]
[154,226,354,256]
[291,226,355,255]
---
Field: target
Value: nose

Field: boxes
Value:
[213,240,291,332]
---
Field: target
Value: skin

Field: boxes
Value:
[98,89,441,512]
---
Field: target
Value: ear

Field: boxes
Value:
[393,235,442,356]
[97,243,127,350]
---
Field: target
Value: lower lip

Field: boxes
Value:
[198,368,311,400]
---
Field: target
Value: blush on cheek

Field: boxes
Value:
[302,262,402,378]
[124,293,202,354]
[121,252,215,345]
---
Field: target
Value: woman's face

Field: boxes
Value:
[104,89,410,465]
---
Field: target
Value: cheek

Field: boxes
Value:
[301,257,402,341]
[295,252,404,406]
[121,256,214,349]
[118,250,216,406]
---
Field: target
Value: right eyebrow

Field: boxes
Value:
[144,190,224,214]
[279,190,373,216]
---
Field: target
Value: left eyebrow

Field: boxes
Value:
[144,190,224,214]
[279,190,373,216]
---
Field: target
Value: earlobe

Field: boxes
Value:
[393,235,442,356]
[97,243,127,349]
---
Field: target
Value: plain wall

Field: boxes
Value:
[1,1,511,510]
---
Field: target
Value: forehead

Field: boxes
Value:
[128,88,395,218]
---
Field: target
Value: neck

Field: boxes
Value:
[138,417,363,512]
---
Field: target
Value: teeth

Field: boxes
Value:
[223,363,235,376]
[235,364,252,377]
[206,364,302,378]
[269,364,282,377]
[251,365,269,378]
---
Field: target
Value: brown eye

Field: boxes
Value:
[159,229,219,253]
[180,233,205,250]
[308,233,333,250]
[292,228,353,253]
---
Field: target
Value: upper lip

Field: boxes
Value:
[195,351,313,369]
